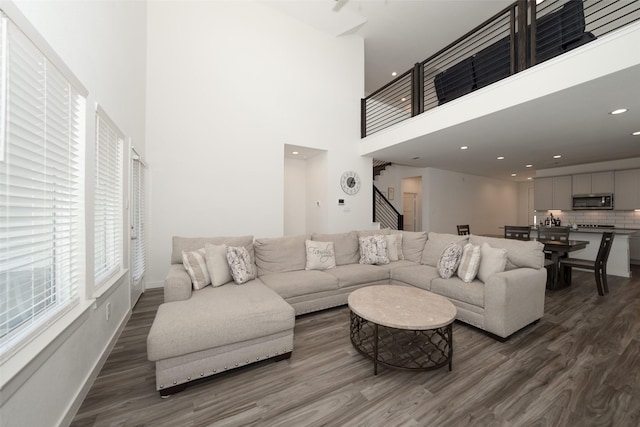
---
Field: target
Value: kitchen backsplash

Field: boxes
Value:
[536,210,640,229]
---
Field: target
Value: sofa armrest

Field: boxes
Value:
[483,267,547,339]
[164,263,193,303]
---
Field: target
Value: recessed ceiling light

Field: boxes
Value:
[610,108,628,115]
[526,164,533,168]
[633,131,640,136]
[497,156,505,160]
[292,151,299,155]
[460,146,468,150]
[511,173,517,177]
[527,177,533,180]
[401,97,406,102]
[391,72,397,77]
[553,155,562,159]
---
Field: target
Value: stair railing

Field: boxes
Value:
[373,186,404,230]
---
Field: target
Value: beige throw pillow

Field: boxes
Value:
[305,240,336,271]
[205,243,233,287]
[477,243,507,283]
[385,234,404,262]
[182,248,210,290]
[457,243,481,283]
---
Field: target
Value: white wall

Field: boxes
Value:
[284,158,307,235]
[1,1,147,426]
[145,1,367,287]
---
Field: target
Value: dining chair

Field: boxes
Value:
[537,226,570,241]
[504,225,531,241]
[457,224,470,236]
[559,232,614,296]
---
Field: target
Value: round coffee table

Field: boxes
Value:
[348,285,457,375]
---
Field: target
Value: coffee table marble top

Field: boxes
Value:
[348,285,457,330]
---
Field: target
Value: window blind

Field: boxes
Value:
[0,13,84,350]
[94,107,123,288]
[131,155,146,282]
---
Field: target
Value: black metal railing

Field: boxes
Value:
[373,186,403,230]
[373,159,392,179]
[361,0,640,138]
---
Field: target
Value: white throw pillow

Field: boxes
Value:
[182,248,211,290]
[359,235,390,265]
[305,240,336,271]
[205,243,233,287]
[226,246,257,284]
[457,243,482,283]
[437,242,463,279]
[477,242,507,283]
[385,234,404,262]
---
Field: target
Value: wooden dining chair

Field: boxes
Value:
[457,224,470,236]
[559,232,614,296]
[537,226,570,241]
[504,225,531,241]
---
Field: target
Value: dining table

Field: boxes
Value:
[531,238,589,290]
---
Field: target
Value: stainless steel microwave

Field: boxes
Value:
[572,193,614,210]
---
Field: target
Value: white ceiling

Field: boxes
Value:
[270,0,640,181]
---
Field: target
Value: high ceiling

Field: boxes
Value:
[272,0,640,181]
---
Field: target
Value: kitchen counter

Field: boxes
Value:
[529,226,640,236]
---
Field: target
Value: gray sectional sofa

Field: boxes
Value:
[147,230,546,396]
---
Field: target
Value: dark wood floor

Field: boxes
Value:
[70,266,640,426]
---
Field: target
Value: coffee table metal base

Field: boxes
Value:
[350,311,453,375]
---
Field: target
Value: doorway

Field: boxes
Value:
[403,192,417,231]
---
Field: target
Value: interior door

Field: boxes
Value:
[130,149,145,307]
[403,192,417,231]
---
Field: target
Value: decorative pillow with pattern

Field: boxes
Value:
[437,242,463,279]
[359,234,389,265]
[226,246,257,284]
[457,243,482,283]
[182,248,211,290]
[305,240,336,270]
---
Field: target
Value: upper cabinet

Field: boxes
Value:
[614,169,640,210]
[535,176,572,211]
[572,171,614,195]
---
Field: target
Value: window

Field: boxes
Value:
[94,107,123,288]
[131,151,146,282]
[0,12,86,351]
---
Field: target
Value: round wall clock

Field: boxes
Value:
[340,171,361,195]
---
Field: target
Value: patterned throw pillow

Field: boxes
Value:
[437,242,463,279]
[457,243,482,283]
[226,246,257,284]
[477,242,508,283]
[305,240,336,271]
[359,235,389,265]
[182,248,211,290]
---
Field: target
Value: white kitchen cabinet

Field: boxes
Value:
[572,171,614,195]
[614,169,640,210]
[535,176,572,211]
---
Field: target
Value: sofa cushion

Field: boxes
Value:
[259,270,339,299]
[469,235,544,270]
[437,242,463,279]
[254,234,309,276]
[226,246,257,284]
[311,231,359,265]
[422,232,469,267]
[391,264,439,291]
[205,243,233,287]
[400,231,427,263]
[324,264,390,289]
[477,243,507,283]
[305,240,336,271]
[457,243,481,283]
[431,276,485,308]
[172,236,254,265]
[182,248,210,290]
[147,280,294,361]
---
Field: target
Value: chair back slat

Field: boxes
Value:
[596,232,615,266]
[457,224,470,236]
[538,226,570,241]
[504,225,531,241]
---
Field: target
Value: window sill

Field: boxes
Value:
[93,269,128,302]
